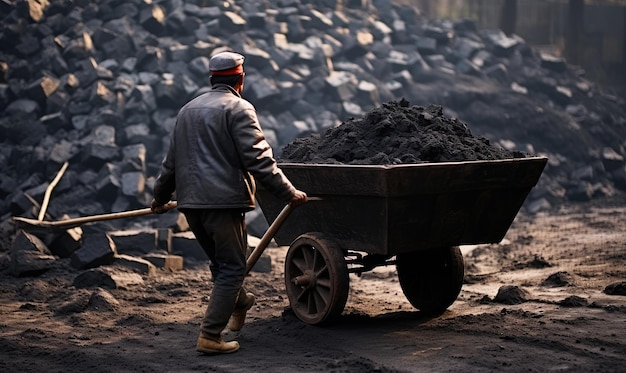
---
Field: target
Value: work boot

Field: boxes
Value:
[196,334,239,354]
[228,292,255,331]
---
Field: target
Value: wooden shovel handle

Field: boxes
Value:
[13,201,178,230]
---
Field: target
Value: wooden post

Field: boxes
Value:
[565,0,585,64]
[623,7,626,69]
[418,0,431,18]
[499,0,517,36]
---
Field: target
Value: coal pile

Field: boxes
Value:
[280,99,526,165]
[0,0,625,237]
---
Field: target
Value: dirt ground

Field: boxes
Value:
[1,193,625,373]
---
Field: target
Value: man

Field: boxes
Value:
[151,51,307,354]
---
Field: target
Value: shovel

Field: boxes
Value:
[13,201,178,233]
[14,199,310,272]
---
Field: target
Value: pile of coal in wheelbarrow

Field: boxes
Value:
[279,98,527,164]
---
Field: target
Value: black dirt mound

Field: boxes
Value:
[279,99,527,165]
[542,271,574,287]
[604,282,626,296]
[493,285,530,305]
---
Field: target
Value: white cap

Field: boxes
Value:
[209,51,245,75]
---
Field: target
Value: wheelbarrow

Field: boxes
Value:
[256,156,548,325]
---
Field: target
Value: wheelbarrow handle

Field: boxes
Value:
[246,197,322,273]
[246,203,296,274]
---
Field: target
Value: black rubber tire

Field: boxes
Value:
[396,246,464,316]
[284,233,349,325]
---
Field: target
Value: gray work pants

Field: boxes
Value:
[182,208,249,338]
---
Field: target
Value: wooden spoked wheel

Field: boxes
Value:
[284,233,349,325]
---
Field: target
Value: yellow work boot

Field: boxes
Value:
[228,292,255,331]
[196,334,239,354]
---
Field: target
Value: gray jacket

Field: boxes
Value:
[153,84,296,210]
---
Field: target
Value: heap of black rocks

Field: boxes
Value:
[0,0,625,235]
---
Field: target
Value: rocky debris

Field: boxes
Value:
[524,255,552,269]
[47,225,82,258]
[87,287,121,312]
[70,232,116,270]
[73,266,145,290]
[493,285,530,305]
[143,253,183,272]
[17,279,56,302]
[279,100,526,164]
[155,227,172,251]
[170,231,206,262]
[1,0,625,264]
[525,198,552,214]
[10,230,56,276]
[0,0,624,218]
[52,288,93,315]
[558,295,589,307]
[113,253,157,276]
[108,228,159,255]
[4,215,266,277]
[604,282,626,296]
[510,254,552,270]
[541,271,575,287]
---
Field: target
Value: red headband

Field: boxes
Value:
[211,65,244,76]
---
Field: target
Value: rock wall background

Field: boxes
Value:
[1,0,625,234]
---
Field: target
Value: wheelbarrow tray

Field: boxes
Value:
[256,156,547,255]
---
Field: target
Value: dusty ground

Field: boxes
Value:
[1,193,625,373]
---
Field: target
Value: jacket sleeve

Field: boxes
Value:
[153,130,177,205]
[230,106,297,202]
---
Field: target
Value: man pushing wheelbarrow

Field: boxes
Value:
[150,51,307,355]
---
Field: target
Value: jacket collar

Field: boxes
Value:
[211,83,241,98]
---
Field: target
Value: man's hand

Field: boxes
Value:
[151,199,168,214]
[289,190,307,207]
